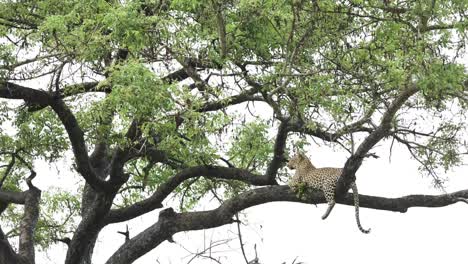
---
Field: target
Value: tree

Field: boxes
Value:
[0,0,467,263]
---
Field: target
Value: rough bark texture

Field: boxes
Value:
[0,187,40,264]
[18,187,41,264]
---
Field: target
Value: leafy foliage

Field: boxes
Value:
[0,0,467,261]
[227,120,273,172]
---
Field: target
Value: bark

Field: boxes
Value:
[65,193,114,264]
[18,187,41,264]
[265,121,289,182]
[0,82,51,105]
[0,186,40,264]
[0,190,26,204]
[77,143,111,264]
[49,99,108,192]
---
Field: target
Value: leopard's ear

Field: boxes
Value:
[298,152,306,160]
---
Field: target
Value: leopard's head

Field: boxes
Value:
[287,153,307,170]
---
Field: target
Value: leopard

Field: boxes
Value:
[287,152,371,234]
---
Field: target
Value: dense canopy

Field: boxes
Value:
[0,0,467,263]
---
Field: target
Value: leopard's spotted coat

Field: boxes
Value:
[287,153,370,234]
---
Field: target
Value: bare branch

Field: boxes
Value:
[235,214,249,264]
[287,119,340,142]
[0,154,15,189]
[117,225,130,242]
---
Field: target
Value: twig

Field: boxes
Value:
[0,154,15,189]
[117,225,130,242]
[235,214,249,264]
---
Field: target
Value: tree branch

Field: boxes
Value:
[213,0,227,59]
[196,89,263,112]
[18,186,41,263]
[0,53,62,71]
[49,99,109,191]
[287,119,340,142]
[0,81,51,105]
[105,185,468,264]
[0,81,108,191]
[106,166,274,224]
[265,121,289,181]
[0,226,22,264]
[0,190,26,204]
[287,107,375,143]
[336,86,419,198]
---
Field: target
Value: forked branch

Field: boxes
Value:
[336,86,419,197]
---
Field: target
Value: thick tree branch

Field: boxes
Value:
[18,187,41,264]
[22,63,210,111]
[0,226,22,264]
[173,55,208,91]
[161,68,189,84]
[105,185,468,264]
[66,199,113,264]
[59,82,104,97]
[0,190,26,204]
[106,166,274,224]
[40,66,193,102]
[265,121,289,181]
[49,99,108,192]
[160,58,221,84]
[0,81,51,105]
[213,0,227,59]
[0,81,108,191]
[336,86,419,198]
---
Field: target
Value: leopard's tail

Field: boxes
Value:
[351,182,371,234]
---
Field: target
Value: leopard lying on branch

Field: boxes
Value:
[287,152,371,234]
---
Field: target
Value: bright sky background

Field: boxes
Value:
[33,138,468,264]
